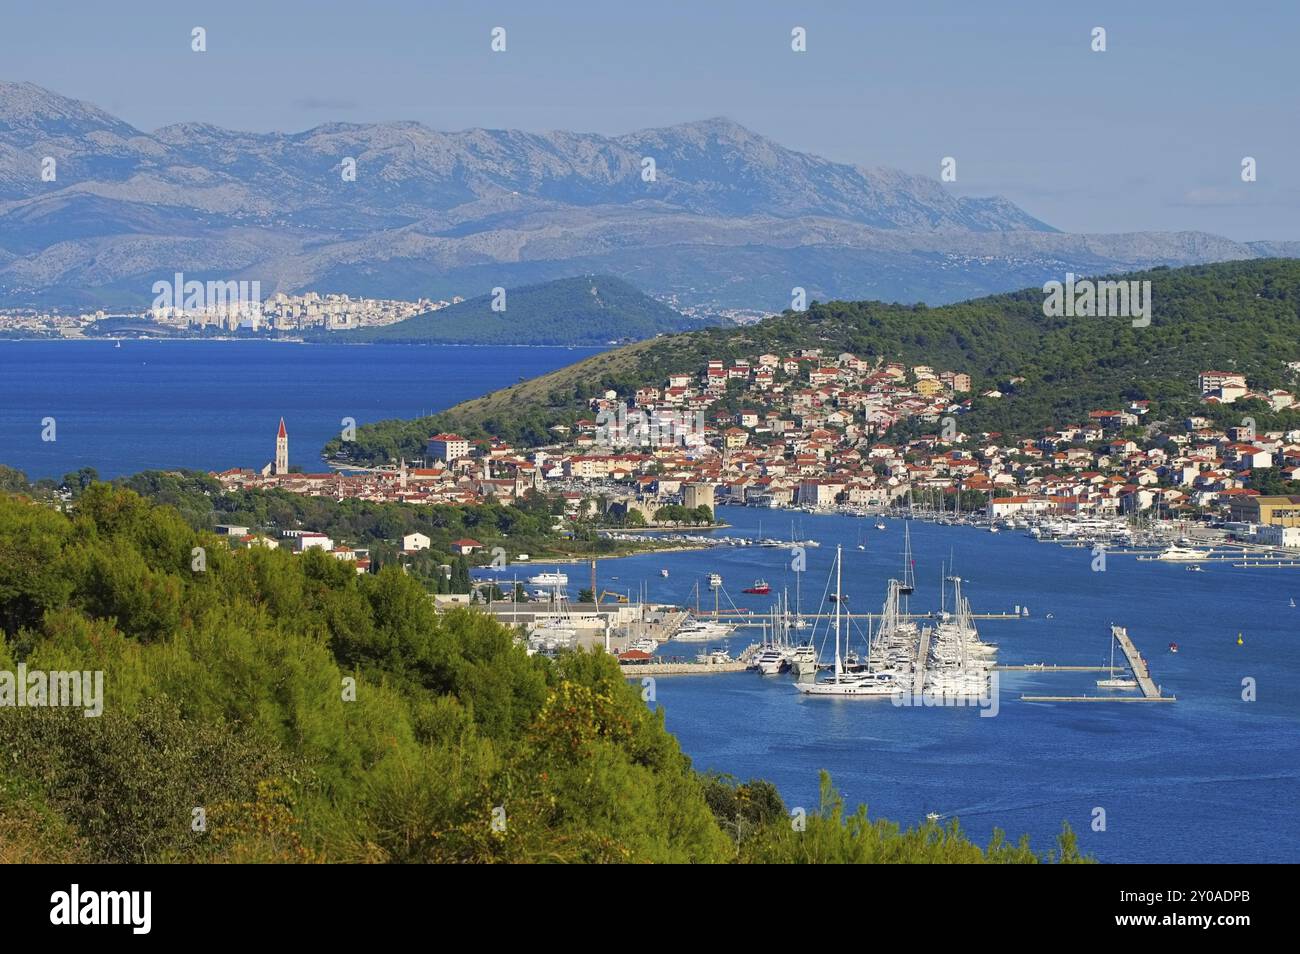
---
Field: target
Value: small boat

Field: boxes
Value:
[875,521,886,531]
[695,648,733,665]
[1045,613,1054,620]
[1291,598,1296,608]
[1186,564,1203,572]
[1168,642,1179,653]
[708,573,723,588]
[743,579,771,595]
[114,339,122,349]
[660,568,669,578]
[1098,630,1138,688]
[926,812,941,822]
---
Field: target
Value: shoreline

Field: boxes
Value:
[0,336,610,349]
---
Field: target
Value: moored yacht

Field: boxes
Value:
[795,546,900,697]
[1155,544,1211,562]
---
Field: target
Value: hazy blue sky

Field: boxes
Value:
[4,0,1296,239]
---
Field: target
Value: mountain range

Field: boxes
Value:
[2,80,1297,311]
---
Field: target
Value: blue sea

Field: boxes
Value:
[2,340,1296,863]
[0,340,602,479]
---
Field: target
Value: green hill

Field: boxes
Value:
[328,259,1300,462]
[0,484,1085,863]
[336,274,707,346]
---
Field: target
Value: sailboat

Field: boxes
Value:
[1097,629,1138,689]
[899,523,916,596]
[795,546,897,697]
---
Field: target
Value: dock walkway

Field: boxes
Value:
[619,660,748,676]
[913,626,932,695]
[1020,626,1175,703]
[1112,625,1164,698]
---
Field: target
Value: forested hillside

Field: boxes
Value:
[336,275,706,345]
[0,486,1083,863]
[329,259,1300,463]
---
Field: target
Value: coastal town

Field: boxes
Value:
[0,289,464,336]
[215,349,1300,553]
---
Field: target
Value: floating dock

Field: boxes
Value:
[1020,625,1175,703]
[996,665,1120,672]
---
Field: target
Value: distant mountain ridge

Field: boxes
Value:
[0,80,1291,311]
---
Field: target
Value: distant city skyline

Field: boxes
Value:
[2,1,1297,241]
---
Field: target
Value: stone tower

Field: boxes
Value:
[274,417,289,475]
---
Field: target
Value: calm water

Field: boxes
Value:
[0,340,601,479]
[522,509,1300,863]
[2,341,1295,862]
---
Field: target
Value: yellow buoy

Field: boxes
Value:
[1237,632,1244,646]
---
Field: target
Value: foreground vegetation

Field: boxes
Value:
[0,486,1086,863]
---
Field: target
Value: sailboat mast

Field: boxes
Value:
[834,545,843,683]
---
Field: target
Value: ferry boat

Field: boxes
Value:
[527,571,569,587]
[743,579,771,595]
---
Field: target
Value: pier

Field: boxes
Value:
[700,611,1026,624]
[619,659,749,676]
[912,625,932,695]
[1019,626,1175,703]
[995,665,1120,672]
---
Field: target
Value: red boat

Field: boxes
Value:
[742,579,771,595]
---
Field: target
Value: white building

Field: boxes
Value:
[1257,525,1300,548]
[402,532,431,552]
[297,533,333,552]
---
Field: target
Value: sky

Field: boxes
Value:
[3,0,1297,240]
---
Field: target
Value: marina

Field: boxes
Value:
[465,504,1295,862]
